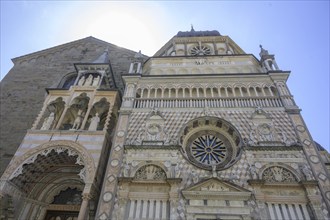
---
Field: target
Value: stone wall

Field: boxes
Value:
[0,37,141,175]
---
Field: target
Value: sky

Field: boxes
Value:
[0,1,329,151]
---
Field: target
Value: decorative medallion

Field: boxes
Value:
[99,213,108,220]
[135,108,171,145]
[258,124,271,135]
[111,160,119,167]
[147,123,161,135]
[114,145,121,151]
[309,155,320,164]
[296,125,306,132]
[318,173,327,182]
[303,139,311,146]
[107,175,115,183]
[117,131,125,137]
[103,192,113,202]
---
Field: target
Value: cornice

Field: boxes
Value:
[124,145,180,150]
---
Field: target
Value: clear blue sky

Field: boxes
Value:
[1,1,329,151]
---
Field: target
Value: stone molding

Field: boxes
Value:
[1,140,96,183]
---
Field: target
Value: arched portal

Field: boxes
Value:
[0,140,96,220]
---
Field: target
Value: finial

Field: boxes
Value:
[134,50,143,59]
[191,24,195,32]
[259,45,263,49]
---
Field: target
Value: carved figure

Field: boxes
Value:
[208,183,228,191]
[249,163,258,179]
[72,110,84,130]
[84,74,93,86]
[41,112,55,130]
[192,170,199,183]
[88,113,100,131]
[78,76,85,86]
[123,162,130,177]
[211,161,217,177]
[175,164,181,178]
[92,75,100,86]
[256,106,263,114]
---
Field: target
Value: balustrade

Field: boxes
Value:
[133,97,283,109]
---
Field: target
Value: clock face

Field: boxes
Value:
[190,45,211,56]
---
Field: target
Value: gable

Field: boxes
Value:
[182,178,251,200]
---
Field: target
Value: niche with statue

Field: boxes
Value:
[39,97,65,130]
[60,93,90,130]
[85,98,110,131]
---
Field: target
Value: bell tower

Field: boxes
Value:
[0,50,121,220]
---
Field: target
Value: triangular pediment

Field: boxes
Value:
[184,178,249,193]
[11,36,140,64]
[182,178,251,200]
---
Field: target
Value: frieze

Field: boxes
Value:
[47,204,80,211]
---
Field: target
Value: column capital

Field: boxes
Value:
[82,193,93,201]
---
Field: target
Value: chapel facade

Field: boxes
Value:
[0,29,329,220]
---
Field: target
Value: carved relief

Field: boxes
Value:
[262,166,297,183]
[201,183,229,191]
[248,107,293,146]
[134,165,167,180]
[299,164,315,181]
[134,108,171,145]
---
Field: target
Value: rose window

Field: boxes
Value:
[191,134,227,165]
[179,117,243,171]
[190,45,211,56]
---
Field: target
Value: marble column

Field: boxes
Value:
[78,193,92,220]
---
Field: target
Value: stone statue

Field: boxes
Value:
[78,76,85,86]
[72,110,84,130]
[41,112,55,130]
[88,113,100,131]
[92,75,100,86]
[259,45,269,56]
[84,74,93,86]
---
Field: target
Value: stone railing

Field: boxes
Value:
[133,97,283,109]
